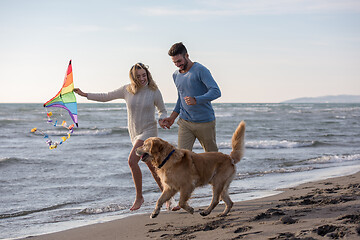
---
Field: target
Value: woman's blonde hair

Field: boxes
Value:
[127,63,158,94]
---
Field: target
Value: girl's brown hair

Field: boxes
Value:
[127,63,158,94]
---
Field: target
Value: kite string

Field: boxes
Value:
[31,110,75,149]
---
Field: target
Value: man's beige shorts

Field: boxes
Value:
[177,118,218,152]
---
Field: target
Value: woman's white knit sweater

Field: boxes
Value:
[87,84,167,145]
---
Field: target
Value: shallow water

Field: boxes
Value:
[0,103,359,239]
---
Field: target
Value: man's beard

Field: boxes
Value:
[181,59,188,71]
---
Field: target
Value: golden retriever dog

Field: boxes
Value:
[136,121,245,218]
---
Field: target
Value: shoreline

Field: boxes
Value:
[23,171,360,240]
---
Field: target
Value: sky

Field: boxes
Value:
[0,0,359,103]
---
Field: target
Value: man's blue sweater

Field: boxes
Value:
[173,62,221,123]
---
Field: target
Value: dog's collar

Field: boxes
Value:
[158,149,175,169]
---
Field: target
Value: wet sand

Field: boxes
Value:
[25,172,360,240]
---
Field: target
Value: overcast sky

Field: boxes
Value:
[0,0,359,103]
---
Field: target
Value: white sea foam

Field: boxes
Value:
[0,157,11,163]
[307,154,360,164]
[0,157,23,164]
[215,112,234,117]
[263,166,314,174]
[80,204,127,214]
[76,129,113,136]
[238,166,315,179]
[246,140,314,149]
[193,140,315,150]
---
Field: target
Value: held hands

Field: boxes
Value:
[160,111,178,129]
[159,98,195,129]
[74,88,88,97]
[159,114,177,129]
[159,119,172,129]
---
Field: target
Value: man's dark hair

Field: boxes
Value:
[168,42,188,56]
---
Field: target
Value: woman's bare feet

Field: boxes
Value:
[130,197,144,211]
[172,205,181,211]
[166,197,181,211]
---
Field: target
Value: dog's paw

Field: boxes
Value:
[217,212,228,217]
[200,211,210,216]
[188,207,194,214]
[150,210,159,218]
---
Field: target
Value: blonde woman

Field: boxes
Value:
[75,63,177,211]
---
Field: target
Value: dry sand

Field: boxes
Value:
[24,172,360,240]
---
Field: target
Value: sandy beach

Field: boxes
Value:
[23,171,360,240]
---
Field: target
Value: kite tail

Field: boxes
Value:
[31,111,75,150]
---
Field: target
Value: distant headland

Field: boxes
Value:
[282,94,360,103]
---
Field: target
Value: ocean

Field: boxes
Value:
[1,103,359,239]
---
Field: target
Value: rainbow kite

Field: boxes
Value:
[31,60,78,149]
[44,60,78,127]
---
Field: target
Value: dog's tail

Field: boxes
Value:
[230,121,246,164]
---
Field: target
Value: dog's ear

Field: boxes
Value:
[149,139,155,153]
[157,139,164,152]
[150,139,164,153]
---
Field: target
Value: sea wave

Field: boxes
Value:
[246,140,318,149]
[306,154,360,164]
[215,112,234,118]
[0,118,23,123]
[75,127,129,136]
[192,140,321,150]
[0,202,75,220]
[79,203,127,215]
[237,166,315,179]
[0,157,24,165]
[30,127,129,137]
[81,107,127,112]
[191,142,232,150]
